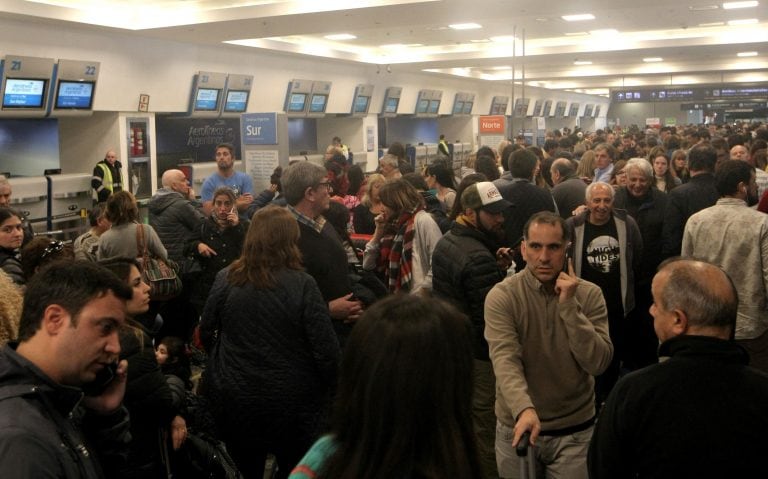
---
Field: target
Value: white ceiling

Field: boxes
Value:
[3,0,767,95]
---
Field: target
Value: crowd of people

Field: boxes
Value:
[1,121,768,478]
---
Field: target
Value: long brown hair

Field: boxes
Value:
[227,205,302,288]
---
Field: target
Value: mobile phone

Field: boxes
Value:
[562,249,572,273]
[82,362,118,396]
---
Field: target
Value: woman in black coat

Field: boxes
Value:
[200,205,340,479]
[185,187,248,316]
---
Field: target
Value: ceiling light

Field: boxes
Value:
[643,57,663,62]
[470,38,491,43]
[449,23,482,30]
[589,29,619,36]
[689,4,720,10]
[722,1,758,9]
[574,60,592,65]
[565,31,589,36]
[737,51,758,56]
[324,33,356,40]
[490,35,517,42]
[728,18,758,24]
[490,66,512,70]
[562,14,595,21]
[699,21,726,26]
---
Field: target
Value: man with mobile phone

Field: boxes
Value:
[485,211,612,479]
[0,261,133,478]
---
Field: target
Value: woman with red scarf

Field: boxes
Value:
[362,179,442,294]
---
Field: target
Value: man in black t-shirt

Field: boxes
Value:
[565,181,642,406]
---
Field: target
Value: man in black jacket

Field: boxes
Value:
[0,261,132,478]
[282,162,363,344]
[660,144,718,259]
[92,150,123,204]
[149,168,206,340]
[432,181,512,479]
[588,259,768,478]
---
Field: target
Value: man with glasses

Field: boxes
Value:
[281,162,362,345]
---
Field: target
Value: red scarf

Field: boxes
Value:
[378,207,422,292]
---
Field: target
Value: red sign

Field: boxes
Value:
[479,115,506,134]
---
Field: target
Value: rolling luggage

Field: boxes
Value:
[515,431,536,478]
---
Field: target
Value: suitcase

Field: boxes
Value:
[515,431,537,478]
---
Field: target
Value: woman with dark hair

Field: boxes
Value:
[98,190,167,261]
[99,257,187,478]
[0,207,25,285]
[185,186,249,316]
[20,237,75,281]
[362,179,442,294]
[475,155,500,182]
[424,162,457,212]
[200,205,340,479]
[289,294,483,479]
[649,147,681,193]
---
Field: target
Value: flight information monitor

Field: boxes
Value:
[309,94,327,113]
[353,95,370,113]
[3,78,46,108]
[416,99,430,114]
[428,99,440,114]
[54,80,95,109]
[223,90,249,113]
[287,93,307,112]
[194,88,221,111]
[384,97,399,113]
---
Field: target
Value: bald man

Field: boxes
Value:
[91,149,123,203]
[148,169,204,263]
[550,158,587,219]
[589,259,768,478]
[148,169,206,339]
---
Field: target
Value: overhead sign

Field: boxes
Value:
[241,113,278,145]
[479,115,506,134]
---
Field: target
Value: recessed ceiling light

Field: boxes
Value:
[562,14,595,21]
[470,38,491,43]
[490,66,512,70]
[699,21,726,26]
[728,18,758,24]
[689,4,719,10]
[449,23,482,30]
[565,31,589,36]
[590,29,619,35]
[324,33,356,40]
[490,35,517,42]
[722,1,758,9]
[737,51,758,56]
[574,60,593,65]
[643,57,664,62]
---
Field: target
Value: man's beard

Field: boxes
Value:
[748,190,760,207]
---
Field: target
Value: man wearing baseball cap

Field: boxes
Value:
[432,181,512,478]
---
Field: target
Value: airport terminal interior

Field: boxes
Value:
[0,1,767,478]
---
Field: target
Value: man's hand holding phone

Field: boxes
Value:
[82,359,128,415]
[555,254,579,303]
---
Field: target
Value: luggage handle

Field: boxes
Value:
[516,431,536,478]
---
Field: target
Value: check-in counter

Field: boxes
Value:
[8,176,48,235]
[47,173,90,240]
[413,145,428,172]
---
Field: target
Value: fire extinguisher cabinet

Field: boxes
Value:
[126,117,151,199]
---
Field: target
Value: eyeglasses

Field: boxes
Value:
[41,240,65,261]
[316,181,332,191]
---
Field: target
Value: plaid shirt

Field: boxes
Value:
[287,205,326,234]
